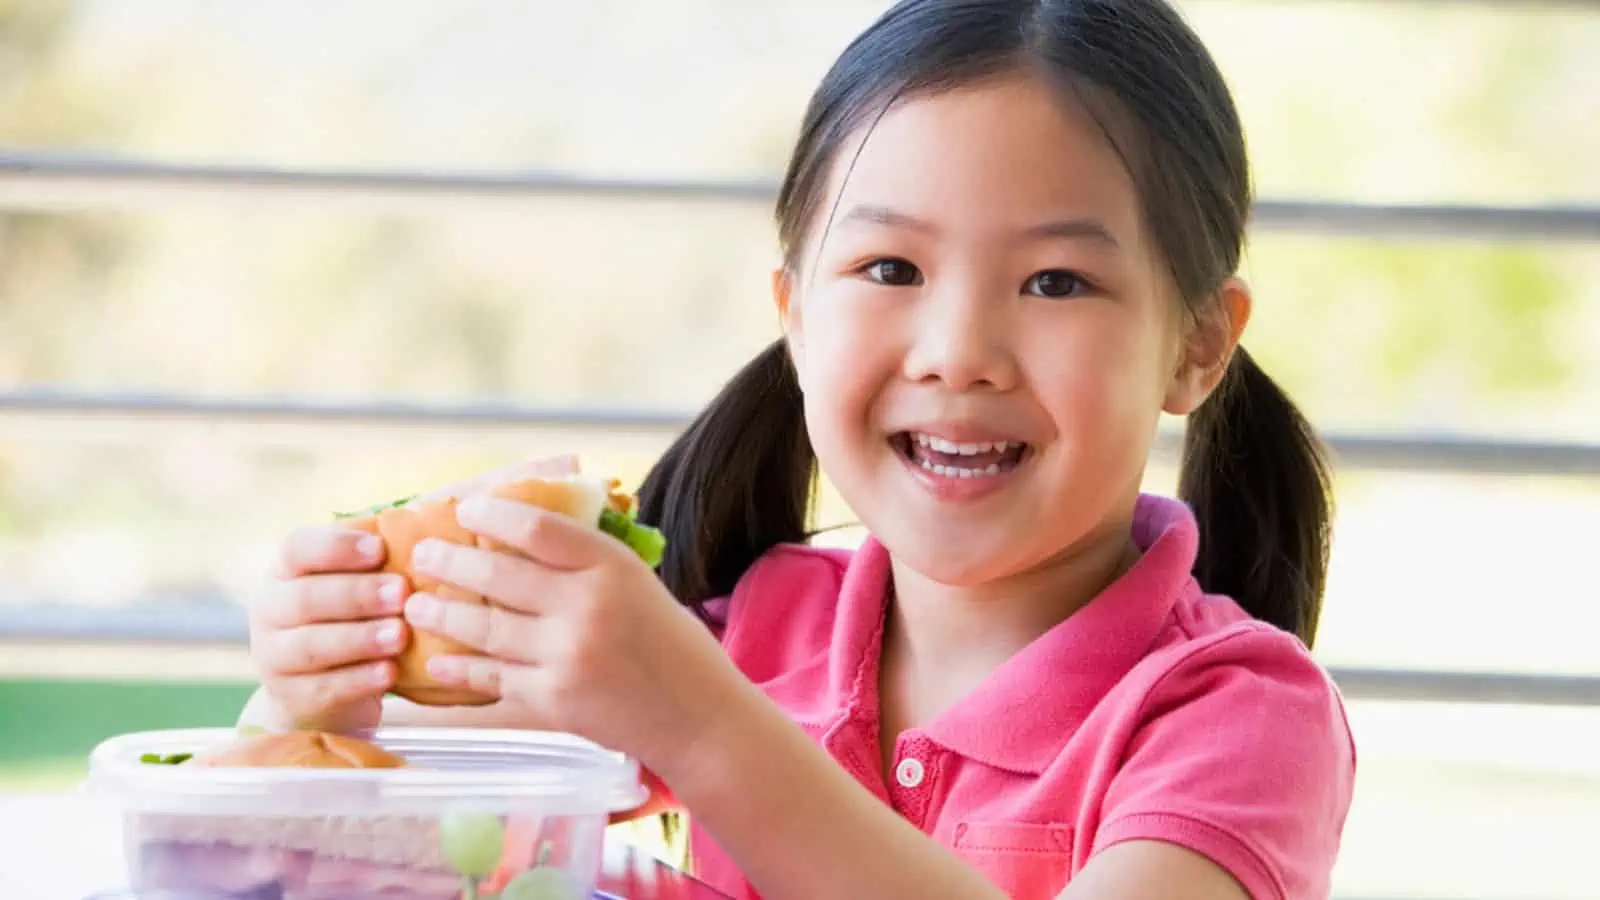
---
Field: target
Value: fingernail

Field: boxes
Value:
[378,579,406,612]
[376,621,404,649]
[404,593,437,627]
[455,496,490,524]
[357,535,383,560]
[412,539,441,571]
[427,656,462,681]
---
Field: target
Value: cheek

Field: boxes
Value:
[795,288,896,416]
[1027,310,1170,456]
[793,288,901,474]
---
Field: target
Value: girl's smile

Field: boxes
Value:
[888,428,1032,501]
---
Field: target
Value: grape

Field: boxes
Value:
[439,812,506,877]
[497,867,580,900]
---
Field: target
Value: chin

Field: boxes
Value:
[876,526,1032,589]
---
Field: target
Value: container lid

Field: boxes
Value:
[86,727,648,815]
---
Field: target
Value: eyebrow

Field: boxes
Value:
[838,204,1121,251]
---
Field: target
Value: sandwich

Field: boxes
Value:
[337,474,667,708]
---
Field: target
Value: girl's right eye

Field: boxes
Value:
[859,258,923,287]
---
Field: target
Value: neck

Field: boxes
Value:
[880,509,1142,727]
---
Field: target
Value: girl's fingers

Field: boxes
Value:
[453,496,610,571]
[423,653,543,707]
[255,618,408,675]
[408,539,565,615]
[276,525,385,578]
[403,592,552,665]
[267,661,396,718]
[257,573,408,628]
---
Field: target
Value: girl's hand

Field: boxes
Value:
[399,494,742,774]
[244,453,582,733]
[246,524,406,733]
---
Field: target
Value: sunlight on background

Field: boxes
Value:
[0,2,1596,898]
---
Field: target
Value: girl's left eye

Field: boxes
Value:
[1025,270,1091,299]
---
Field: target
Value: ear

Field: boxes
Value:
[772,266,806,371]
[1163,276,1251,415]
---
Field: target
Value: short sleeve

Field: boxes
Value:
[1092,627,1357,900]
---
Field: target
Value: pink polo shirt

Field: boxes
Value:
[688,493,1356,900]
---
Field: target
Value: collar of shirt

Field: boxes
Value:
[822,493,1201,775]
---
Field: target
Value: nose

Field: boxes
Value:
[900,284,1020,393]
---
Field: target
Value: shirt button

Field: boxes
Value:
[894,756,925,788]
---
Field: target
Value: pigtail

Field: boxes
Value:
[634,338,816,619]
[1178,347,1334,646]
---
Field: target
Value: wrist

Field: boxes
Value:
[650,672,793,816]
[236,686,294,732]
[624,623,757,784]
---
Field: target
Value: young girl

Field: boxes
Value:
[245,0,1356,897]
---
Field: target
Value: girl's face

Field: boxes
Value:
[779,73,1241,587]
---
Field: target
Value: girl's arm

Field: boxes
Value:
[1056,842,1251,900]
[663,677,1008,900]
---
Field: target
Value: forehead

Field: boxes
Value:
[821,73,1145,247]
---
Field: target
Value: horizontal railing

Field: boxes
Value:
[2,154,1598,242]
[5,387,1600,477]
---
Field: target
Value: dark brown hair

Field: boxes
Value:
[635,0,1334,645]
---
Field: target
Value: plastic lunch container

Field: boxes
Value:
[85,727,649,900]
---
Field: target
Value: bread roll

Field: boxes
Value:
[341,475,639,707]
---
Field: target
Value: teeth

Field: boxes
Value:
[911,433,1017,455]
[917,458,1004,478]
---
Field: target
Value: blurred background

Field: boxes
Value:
[0,0,1596,897]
